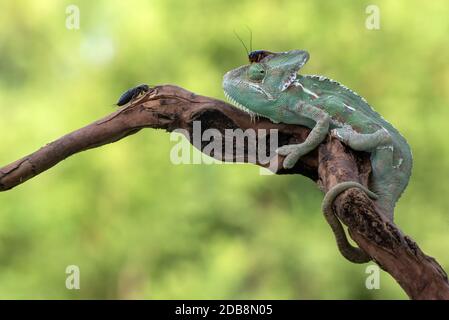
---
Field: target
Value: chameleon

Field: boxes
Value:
[222,50,412,263]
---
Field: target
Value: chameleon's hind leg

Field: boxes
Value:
[331,127,396,219]
[277,103,330,168]
[330,127,392,152]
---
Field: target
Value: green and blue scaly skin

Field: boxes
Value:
[223,50,412,263]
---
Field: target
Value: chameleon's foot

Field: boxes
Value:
[276,144,309,169]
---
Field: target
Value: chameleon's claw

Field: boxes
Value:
[276,144,306,169]
[276,145,297,155]
[330,128,341,139]
[330,128,348,143]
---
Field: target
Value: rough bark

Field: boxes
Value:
[0,85,448,299]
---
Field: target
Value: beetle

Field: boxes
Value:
[248,50,274,63]
[116,84,150,106]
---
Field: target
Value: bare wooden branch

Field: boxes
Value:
[0,85,448,299]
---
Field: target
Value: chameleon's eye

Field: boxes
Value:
[248,64,266,81]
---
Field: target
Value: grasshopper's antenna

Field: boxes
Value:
[233,29,249,56]
[245,25,253,52]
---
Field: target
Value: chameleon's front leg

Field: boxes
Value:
[277,103,330,169]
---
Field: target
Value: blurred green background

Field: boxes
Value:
[0,0,448,299]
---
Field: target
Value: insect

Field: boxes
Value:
[248,50,274,63]
[234,28,274,63]
[116,84,150,106]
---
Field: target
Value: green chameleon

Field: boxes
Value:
[222,50,412,263]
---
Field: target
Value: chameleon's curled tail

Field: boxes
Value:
[321,181,379,264]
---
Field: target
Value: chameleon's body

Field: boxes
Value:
[222,50,412,263]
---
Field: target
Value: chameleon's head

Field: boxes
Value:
[223,50,309,120]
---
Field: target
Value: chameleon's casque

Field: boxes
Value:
[223,50,412,263]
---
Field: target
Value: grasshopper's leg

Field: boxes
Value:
[277,103,330,169]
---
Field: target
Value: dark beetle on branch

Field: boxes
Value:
[116,84,150,106]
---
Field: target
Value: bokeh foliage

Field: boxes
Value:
[0,0,448,299]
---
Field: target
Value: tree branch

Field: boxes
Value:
[0,85,448,299]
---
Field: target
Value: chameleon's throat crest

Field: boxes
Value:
[223,90,260,122]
